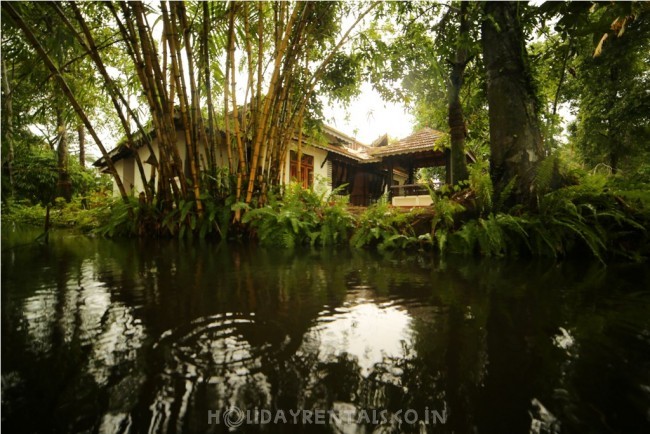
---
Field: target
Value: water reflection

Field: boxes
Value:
[309,298,414,375]
[2,228,650,433]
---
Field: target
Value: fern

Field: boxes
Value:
[468,160,493,213]
[534,153,559,194]
[244,182,355,248]
[495,176,517,211]
[351,199,424,250]
[427,187,465,254]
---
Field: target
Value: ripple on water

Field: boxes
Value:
[148,312,287,431]
[155,312,282,374]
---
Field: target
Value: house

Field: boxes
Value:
[94,122,452,207]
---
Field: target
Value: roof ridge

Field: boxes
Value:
[322,124,370,148]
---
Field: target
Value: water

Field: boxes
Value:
[2,227,650,433]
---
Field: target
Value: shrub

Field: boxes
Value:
[243,182,355,248]
[351,196,429,251]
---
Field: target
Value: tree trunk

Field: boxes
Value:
[44,204,51,244]
[447,1,470,185]
[1,57,15,196]
[482,1,545,207]
[55,104,72,202]
[77,124,85,167]
[609,150,619,174]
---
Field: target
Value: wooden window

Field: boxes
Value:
[290,151,314,188]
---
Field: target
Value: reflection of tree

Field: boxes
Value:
[546,267,650,433]
[2,235,148,432]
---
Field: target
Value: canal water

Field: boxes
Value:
[2,228,649,433]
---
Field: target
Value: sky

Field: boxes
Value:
[322,82,416,145]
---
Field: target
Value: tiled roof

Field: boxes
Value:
[95,121,447,169]
[370,134,388,148]
[306,125,379,162]
[322,124,363,147]
[369,128,445,157]
[318,142,378,162]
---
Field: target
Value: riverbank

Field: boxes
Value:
[4,186,649,263]
[1,196,110,234]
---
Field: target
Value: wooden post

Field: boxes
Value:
[444,148,452,185]
[407,161,414,185]
[387,160,394,201]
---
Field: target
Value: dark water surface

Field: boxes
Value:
[2,228,650,433]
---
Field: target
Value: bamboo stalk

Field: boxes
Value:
[61,2,153,201]
[110,2,173,202]
[228,4,246,206]
[114,2,175,204]
[244,2,302,204]
[202,1,218,178]
[223,4,234,175]
[167,1,203,212]
[177,0,207,176]
[256,2,264,136]
[242,2,254,141]
[161,1,194,185]
[132,1,185,202]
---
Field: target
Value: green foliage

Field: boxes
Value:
[452,213,527,257]
[427,186,466,253]
[243,182,355,248]
[11,145,58,204]
[541,2,650,173]
[201,167,233,201]
[319,195,355,246]
[433,171,649,261]
[467,160,493,213]
[94,197,139,238]
[412,151,650,261]
[321,53,362,103]
[2,192,111,232]
[95,195,232,240]
[351,196,429,251]
[9,143,110,205]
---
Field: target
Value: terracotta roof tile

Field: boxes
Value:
[370,128,446,157]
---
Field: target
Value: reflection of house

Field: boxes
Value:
[94,122,452,207]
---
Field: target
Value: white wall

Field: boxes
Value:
[393,171,408,186]
[111,133,333,197]
[282,143,331,193]
[111,131,229,197]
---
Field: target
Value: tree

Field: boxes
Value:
[358,2,486,185]
[446,1,474,184]
[2,1,129,201]
[567,4,650,174]
[482,1,546,207]
[528,1,650,178]
[1,2,123,202]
